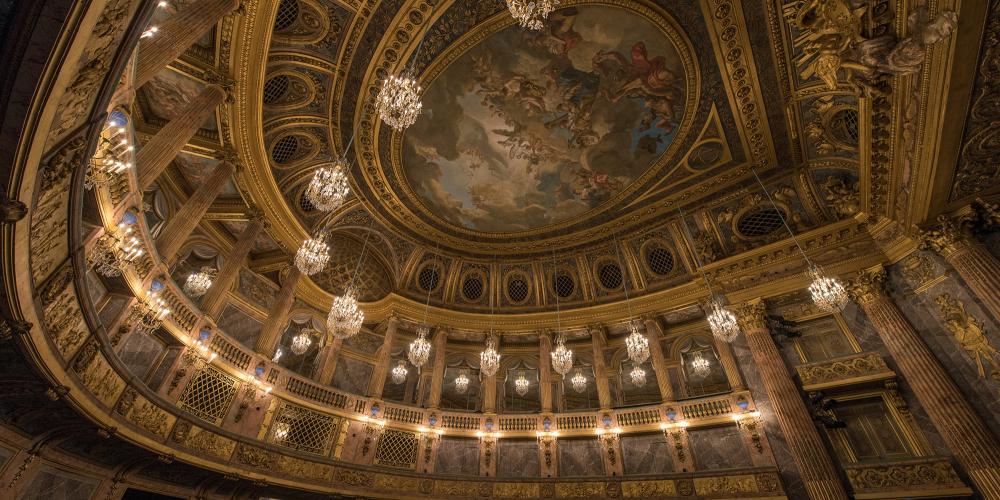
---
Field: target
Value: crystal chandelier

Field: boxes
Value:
[129,288,170,335]
[707,297,740,343]
[327,287,364,340]
[550,334,573,377]
[91,223,144,277]
[506,0,560,30]
[295,235,330,276]
[85,119,134,190]
[624,322,650,364]
[391,360,408,385]
[515,372,530,396]
[376,74,422,131]
[630,365,647,387]
[305,161,351,212]
[570,369,587,393]
[807,265,849,312]
[480,335,501,378]
[290,328,314,355]
[409,325,432,369]
[689,351,711,380]
[454,370,470,394]
[182,267,215,298]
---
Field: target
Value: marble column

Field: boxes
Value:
[642,317,675,401]
[539,332,553,413]
[314,338,342,385]
[850,266,1000,498]
[136,84,227,190]
[200,218,263,318]
[483,372,498,413]
[714,336,745,390]
[156,160,235,263]
[426,327,449,409]
[367,316,399,397]
[920,200,1000,323]
[735,299,848,500]
[254,267,302,357]
[134,0,241,90]
[589,326,612,408]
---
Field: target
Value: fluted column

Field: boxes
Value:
[368,316,399,397]
[483,372,497,413]
[156,160,235,263]
[642,317,675,401]
[200,218,263,318]
[426,327,449,409]
[714,337,745,390]
[136,84,227,190]
[133,0,240,90]
[539,332,553,413]
[314,338,342,385]
[921,200,1000,322]
[850,266,1000,498]
[735,299,848,500]
[589,326,612,408]
[254,267,302,357]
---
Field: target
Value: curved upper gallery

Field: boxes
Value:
[5,0,999,498]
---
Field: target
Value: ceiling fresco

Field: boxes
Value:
[401,6,688,231]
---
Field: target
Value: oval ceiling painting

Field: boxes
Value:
[402,5,688,232]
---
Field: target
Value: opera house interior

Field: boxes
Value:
[2,0,1000,498]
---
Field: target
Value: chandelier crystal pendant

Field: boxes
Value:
[295,235,330,276]
[182,266,216,298]
[706,297,740,343]
[376,73,423,131]
[391,360,408,385]
[290,329,314,355]
[327,287,364,340]
[408,325,432,369]
[807,265,849,312]
[630,365,647,387]
[454,370,470,395]
[689,351,711,380]
[624,322,650,364]
[515,372,530,396]
[480,335,501,378]
[305,160,351,212]
[506,0,560,30]
[551,334,573,377]
[570,369,587,393]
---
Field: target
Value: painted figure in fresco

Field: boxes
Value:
[592,42,682,132]
[936,293,1000,380]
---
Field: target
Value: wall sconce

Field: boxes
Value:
[733,410,763,453]
[536,430,558,468]
[477,430,501,469]
[659,420,689,463]
[235,366,272,423]
[192,329,217,364]
[91,217,144,278]
[127,280,170,335]
[361,416,387,456]
[595,426,622,467]
[418,426,444,465]
[85,117,134,191]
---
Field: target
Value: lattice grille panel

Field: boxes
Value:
[736,208,785,237]
[553,272,575,298]
[374,429,418,469]
[271,135,300,164]
[418,265,440,292]
[179,366,238,425]
[263,75,290,104]
[268,402,339,455]
[507,278,528,303]
[461,275,483,301]
[273,0,299,31]
[598,263,623,290]
[646,246,674,276]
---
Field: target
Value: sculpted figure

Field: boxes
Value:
[936,293,1000,379]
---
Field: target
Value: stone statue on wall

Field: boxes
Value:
[935,293,1000,380]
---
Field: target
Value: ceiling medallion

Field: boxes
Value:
[689,352,711,380]
[624,322,650,365]
[327,287,364,340]
[454,370,470,395]
[551,334,573,377]
[182,266,216,298]
[290,328,315,355]
[570,369,587,393]
[295,234,330,276]
[630,365,647,387]
[409,325,432,369]
[515,372,530,396]
[376,74,422,131]
[706,297,740,343]
[391,360,409,385]
[506,0,560,30]
[480,335,501,378]
[808,265,849,312]
[305,160,351,212]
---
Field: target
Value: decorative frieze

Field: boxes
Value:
[844,457,970,498]
[796,352,895,390]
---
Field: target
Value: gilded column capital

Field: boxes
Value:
[919,215,973,257]
[244,204,268,226]
[734,299,767,332]
[847,266,888,305]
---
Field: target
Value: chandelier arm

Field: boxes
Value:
[749,167,813,268]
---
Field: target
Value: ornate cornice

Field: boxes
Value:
[734,299,767,333]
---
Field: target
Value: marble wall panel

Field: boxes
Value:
[217,305,262,348]
[621,432,673,475]
[688,425,752,470]
[147,346,181,391]
[497,439,539,478]
[331,357,372,395]
[117,330,165,380]
[342,331,382,356]
[17,465,97,500]
[557,437,604,477]
[435,437,480,476]
[97,293,130,328]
